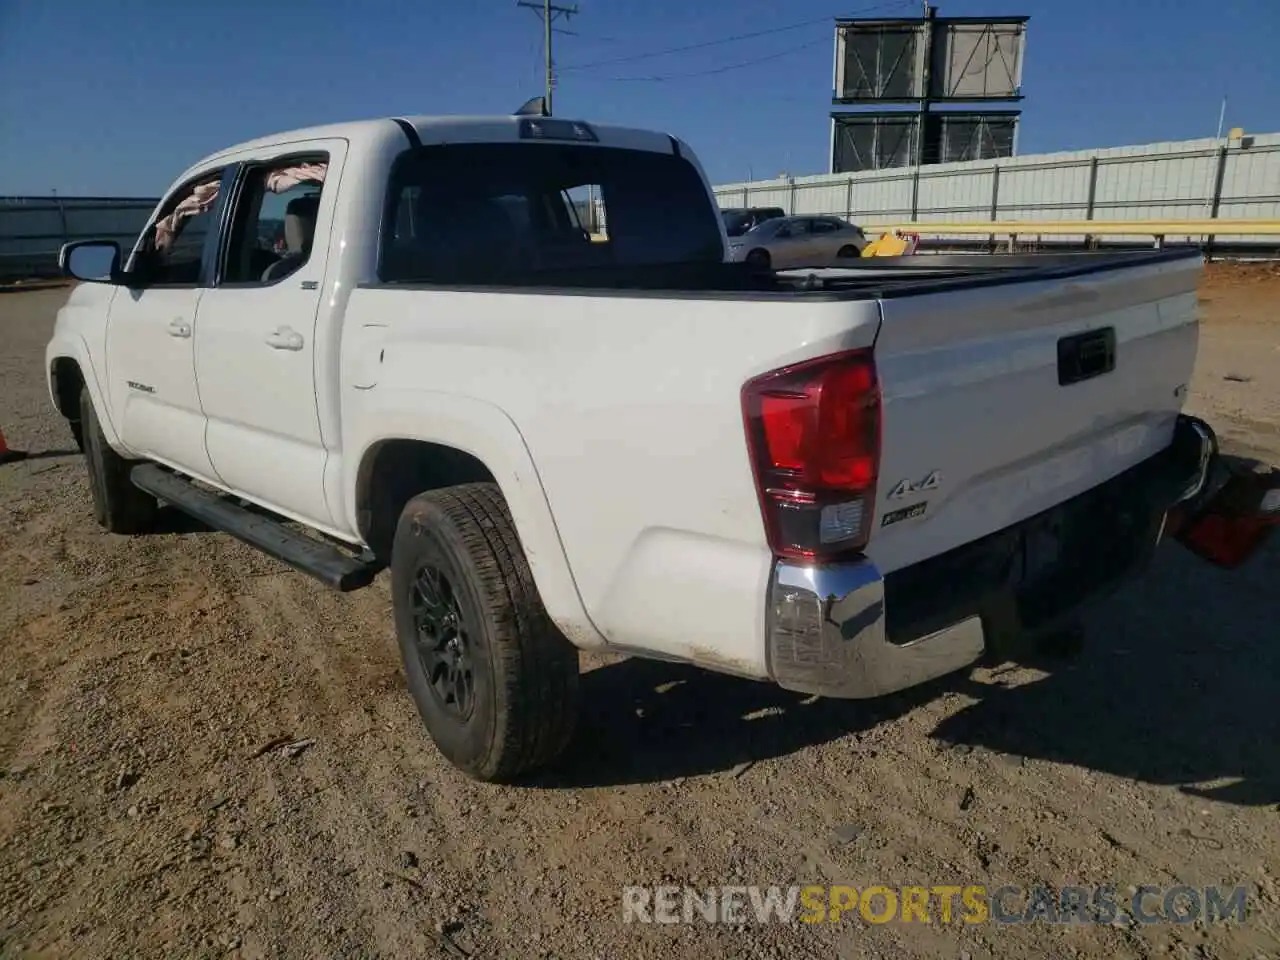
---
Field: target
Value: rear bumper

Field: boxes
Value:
[765,414,1218,699]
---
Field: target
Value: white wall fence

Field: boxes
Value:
[713,133,1280,244]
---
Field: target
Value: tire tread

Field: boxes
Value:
[398,482,578,780]
[79,387,157,535]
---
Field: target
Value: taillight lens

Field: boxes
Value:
[742,349,881,561]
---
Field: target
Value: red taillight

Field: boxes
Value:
[742,349,881,561]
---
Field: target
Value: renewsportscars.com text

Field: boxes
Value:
[621,884,1249,926]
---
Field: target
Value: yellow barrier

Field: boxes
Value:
[857,219,1280,237]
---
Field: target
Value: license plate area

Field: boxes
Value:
[1010,469,1154,628]
[884,455,1164,647]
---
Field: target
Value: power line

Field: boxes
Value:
[605,36,831,83]
[559,16,828,72]
[559,1,914,73]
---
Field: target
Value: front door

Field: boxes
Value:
[105,168,231,480]
[193,143,344,526]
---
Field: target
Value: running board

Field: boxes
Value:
[130,464,379,591]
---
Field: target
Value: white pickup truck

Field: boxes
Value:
[47,112,1276,782]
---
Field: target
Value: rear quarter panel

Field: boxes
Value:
[341,287,882,673]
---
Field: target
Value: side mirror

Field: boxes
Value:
[59,240,122,284]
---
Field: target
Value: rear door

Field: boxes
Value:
[809,217,847,263]
[771,218,813,269]
[192,139,347,527]
[866,254,1202,575]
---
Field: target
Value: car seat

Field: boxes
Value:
[261,194,321,282]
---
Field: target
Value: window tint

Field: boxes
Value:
[223,158,328,285]
[811,219,839,234]
[723,211,753,237]
[135,173,224,285]
[381,143,723,285]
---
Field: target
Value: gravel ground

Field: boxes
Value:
[1,265,1278,960]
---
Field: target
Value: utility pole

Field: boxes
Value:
[517,0,578,115]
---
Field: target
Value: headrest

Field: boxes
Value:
[283,194,320,254]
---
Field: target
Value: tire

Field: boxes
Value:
[79,386,157,534]
[390,482,579,782]
[745,248,771,271]
[836,244,859,259]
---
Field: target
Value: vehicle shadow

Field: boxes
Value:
[14,448,82,461]
[526,655,952,789]
[151,505,213,535]
[530,537,1278,799]
[932,535,1280,807]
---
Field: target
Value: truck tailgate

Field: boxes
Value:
[867,253,1201,575]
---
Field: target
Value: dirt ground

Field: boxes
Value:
[1,264,1278,960]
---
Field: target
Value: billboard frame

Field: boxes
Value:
[832,14,1028,106]
[829,108,1021,174]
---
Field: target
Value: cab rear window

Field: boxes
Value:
[379,142,724,285]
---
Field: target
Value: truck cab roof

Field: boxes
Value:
[195,115,684,171]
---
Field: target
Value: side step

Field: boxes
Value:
[131,464,379,591]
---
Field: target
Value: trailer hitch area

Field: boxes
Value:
[1165,452,1280,570]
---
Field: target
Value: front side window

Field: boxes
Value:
[380,143,723,285]
[132,171,225,285]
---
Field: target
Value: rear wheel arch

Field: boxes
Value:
[356,439,497,561]
[348,411,608,651]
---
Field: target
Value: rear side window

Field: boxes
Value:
[379,143,724,285]
[222,157,328,285]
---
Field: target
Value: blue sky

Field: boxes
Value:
[2,0,1276,196]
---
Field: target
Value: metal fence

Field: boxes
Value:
[8,134,1278,279]
[713,132,1280,245]
[0,196,158,281]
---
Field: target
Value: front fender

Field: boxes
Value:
[344,388,609,650]
[45,331,125,449]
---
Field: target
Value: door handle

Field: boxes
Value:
[167,318,192,338]
[265,326,305,351]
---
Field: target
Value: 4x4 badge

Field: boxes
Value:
[887,471,941,500]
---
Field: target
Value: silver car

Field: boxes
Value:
[727,215,868,270]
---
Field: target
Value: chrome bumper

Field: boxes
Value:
[767,559,985,699]
[764,415,1220,700]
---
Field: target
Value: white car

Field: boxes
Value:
[727,214,868,270]
[46,111,1273,782]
